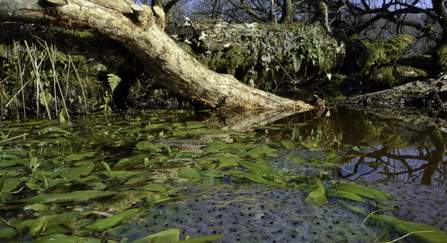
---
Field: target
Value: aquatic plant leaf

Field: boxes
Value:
[136,141,162,152]
[138,184,167,192]
[281,141,295,149]
[177,167,201,179]
[23,203,50,211]
[84,208,138,232]
[173,128,235,136]
[60,161,94,181]
[101,161,113,179]
[246,145,277,158]
[201,170,223,178]
[0,226,16,238]
[29,216,47,236]
[338,201,367,214]
[63,152,96,163]
[204,139,229,153]
[113,154,148,170]
[177,234,225,242]
[333,182,389,200]
[0,153,20,160]
[144,123,166,131]
[233,172,274,185]
[238,160,275,175]
[2,176,21,194]
[14,190,117,203]
[185,121,206,129]
[209,155,240,169]
[0,172,9,200]
[253,126,283,130]
[305,179,327,204]
[370,214,447,243]
[59,107,69,126]
[34,234,102,243]
[329,190,367,203]
[34,126,71,135]
[131,228,180,243]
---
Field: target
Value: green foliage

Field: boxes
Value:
[359,34,416,79]
[0,172,9,201]
[305,178,327,204]
[107,73,121,93]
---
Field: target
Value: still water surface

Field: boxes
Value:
[1,107,446,242]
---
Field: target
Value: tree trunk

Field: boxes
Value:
[0,0,314,111]
[431,0,447,72]
[280,0,292,23]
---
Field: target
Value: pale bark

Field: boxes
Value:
[0,0,314,111]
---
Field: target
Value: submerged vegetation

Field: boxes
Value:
[0,110,446,242]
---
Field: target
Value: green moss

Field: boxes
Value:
[363,35,414,67]
[370,65,427,89]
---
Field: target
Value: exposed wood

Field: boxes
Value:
[0,0,315,111]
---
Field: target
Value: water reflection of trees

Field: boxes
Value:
[267,109,447,188]
[337,112,447,188]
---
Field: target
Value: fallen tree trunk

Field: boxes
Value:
[0,0,314,110]
[341,72,447,109]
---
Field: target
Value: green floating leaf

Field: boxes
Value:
[131,228,180,243]
[63,152,97,163]
[238,160,275,175]
[84,208,138,232]
[212,155,240,169]
[0,226,17,238]
[338,201,367,214]
[177,167,200,179]
[185,121,206,129]
[204,139,230,153]
[138,184,167,192]
[281,141,295,149]
[0,160,17,167]
[23,203,50,211]
[34,126,71,135]
[113,154,147,170]
[246,145,277,158]
[177,234,225,242]
[233,172,274,185]
[60,161,94,181]
[0,171,9,200]
[370,214,447,243]
[253,126,283,130]
[29,216,47,236]
[305,179,327,204]
[34,234,102,243]
[14,190,117,203]
[333,182,389,200]
[144,123,166,131]
[329,190,367,203]
[135,141,162,152]
[173,128,235,136]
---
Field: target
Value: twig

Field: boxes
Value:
[68,54,88,115]
[11,133,47,146]
[0,133,29,144]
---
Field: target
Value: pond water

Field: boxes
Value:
[0,108,446,242]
